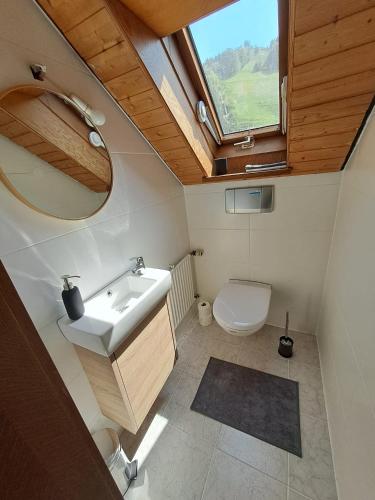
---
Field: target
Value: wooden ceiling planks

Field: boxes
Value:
[36,0,211,185]
[287,0,375,174]
[36,0,375,183]
[117,0,237,37]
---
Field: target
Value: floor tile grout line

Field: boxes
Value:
[288,486,314,500]
[199,443,216,500]
[163,417,219,450]
[215,448,290,488]
[157,315,334,500]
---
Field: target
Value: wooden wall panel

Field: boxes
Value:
[288,132,355,153]
[87,40,139,80]
[65,8,123,59]
[290,94,373,126]
[294,0,375,36]
[294,7,375,65]
[131,107,171,129]
[287,0,375,174]
[291,70,375,110]
[292,42,375,90]
[289,115,364,141]
[119,89,163,115]
[38,0,104,32]
[36,0,210,185]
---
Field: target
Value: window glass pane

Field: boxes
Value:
[189,0,279,135]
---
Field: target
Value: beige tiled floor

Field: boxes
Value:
[122,307,337,500]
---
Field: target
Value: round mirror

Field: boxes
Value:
[0,86,112,219]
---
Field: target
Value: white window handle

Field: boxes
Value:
[233,135,255,149]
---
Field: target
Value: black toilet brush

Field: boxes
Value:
[278,311,294,358]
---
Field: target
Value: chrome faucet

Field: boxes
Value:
[130,256,145,275]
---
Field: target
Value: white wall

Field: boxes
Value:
[185,172,341,333]
[0,0,189,432]
[317,112,375,500]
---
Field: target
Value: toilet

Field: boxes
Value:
[213,280,271,336]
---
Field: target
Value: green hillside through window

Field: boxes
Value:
[189,0,279,135]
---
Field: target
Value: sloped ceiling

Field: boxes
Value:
[287,0,375,174]
[118,0,238,37]
[36,0,375,184]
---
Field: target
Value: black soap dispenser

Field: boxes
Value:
[61,275,85,321]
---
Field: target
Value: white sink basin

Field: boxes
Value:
[58,267,171,356]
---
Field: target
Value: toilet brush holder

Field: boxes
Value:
[278,336,294,358]
[278,311,294,358]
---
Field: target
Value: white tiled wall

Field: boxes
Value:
[0,0,189,432]
[317,111,375,500]
[185,173,341,333]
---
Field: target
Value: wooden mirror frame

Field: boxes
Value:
[0,84,113,220]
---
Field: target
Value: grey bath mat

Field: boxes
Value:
[191,357,302,457]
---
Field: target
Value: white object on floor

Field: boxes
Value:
[92,428,130,495]
[213,280,271,336]
[198,300,212,326]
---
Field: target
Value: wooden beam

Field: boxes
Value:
[117,0,237,37]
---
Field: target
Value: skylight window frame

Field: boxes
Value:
[176,0,288,144]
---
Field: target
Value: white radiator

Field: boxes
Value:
[167,254,195,330]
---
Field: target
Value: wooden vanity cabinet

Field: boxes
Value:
[75,299,176,434]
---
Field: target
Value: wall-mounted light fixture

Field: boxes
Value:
[88,130,105,148]
[70,94,106,127]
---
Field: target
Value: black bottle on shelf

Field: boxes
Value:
[61,275,85,321]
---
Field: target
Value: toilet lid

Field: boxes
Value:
[213,281,271,331]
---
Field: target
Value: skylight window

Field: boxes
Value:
[189,0,281,136]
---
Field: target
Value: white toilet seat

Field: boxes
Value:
[213,280,271,336]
